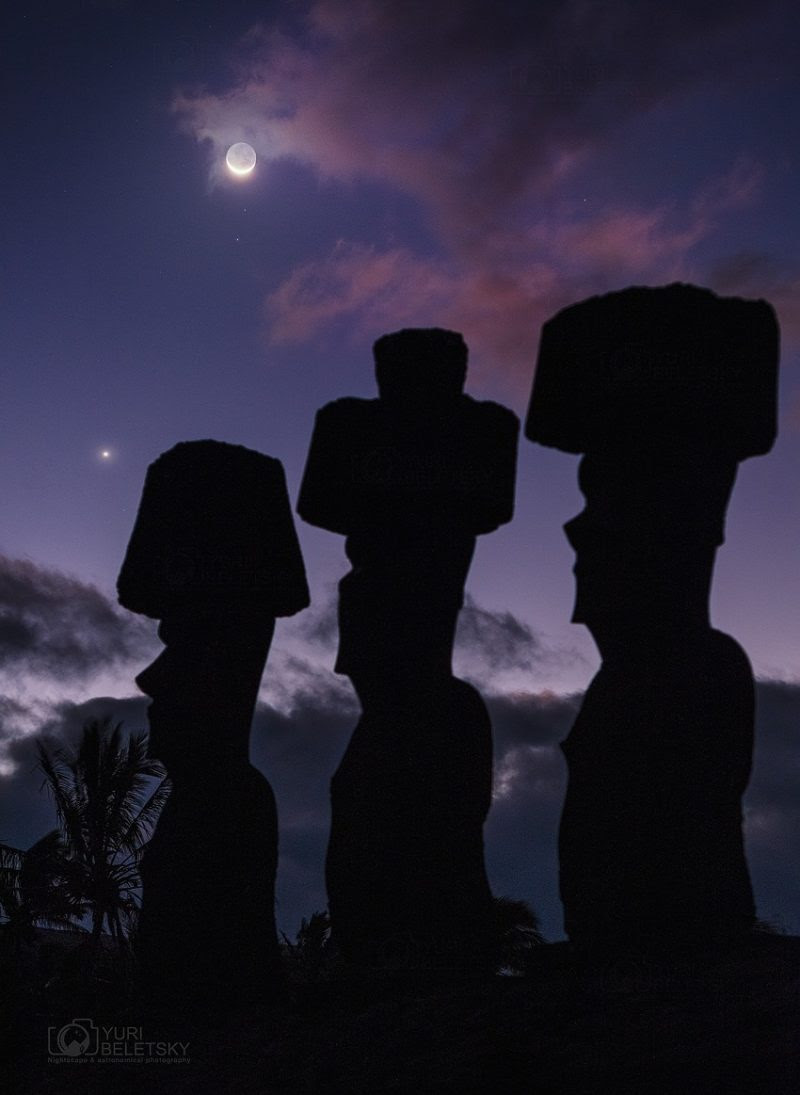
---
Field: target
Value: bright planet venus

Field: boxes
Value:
[226,142,257,175]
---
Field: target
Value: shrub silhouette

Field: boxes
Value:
[0,833,81,955]
[492,896,545,974]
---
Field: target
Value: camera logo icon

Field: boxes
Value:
[48,1018,99,1057]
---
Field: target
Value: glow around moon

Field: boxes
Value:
[225,142,257,176]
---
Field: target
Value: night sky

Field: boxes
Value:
[1,0,798,941]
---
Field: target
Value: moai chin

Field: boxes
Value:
[118,440,309,1010]
[298,328,519,967]
[526,283,779,950]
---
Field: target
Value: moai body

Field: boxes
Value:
[526,283,779,949]
[118,440,309,1009]
[298,329,519,967]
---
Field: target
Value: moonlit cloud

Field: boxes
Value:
[260,648,358,718]
[0,555,157,773]
[0,555,154,682]
[456,594,543,673]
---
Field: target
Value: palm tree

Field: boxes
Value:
[37,718,170,957]
[0,834,83,955]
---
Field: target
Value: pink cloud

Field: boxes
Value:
[262,162,766,393]
[265,243,457,343]
[172,1,790,383]
[264,242,563,392]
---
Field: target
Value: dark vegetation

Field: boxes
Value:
[4,719,797,1094]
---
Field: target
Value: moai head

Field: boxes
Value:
[118,441,309,736]
[118,440,309,623]
[525,284,779,647]
[297,328,519,538]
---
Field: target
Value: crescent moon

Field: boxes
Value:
[226,143,257,176]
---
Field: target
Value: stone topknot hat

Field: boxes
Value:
[373,328,467,401]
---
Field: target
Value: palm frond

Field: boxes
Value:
[34,718,169,949]
[36,742,87,856]
[118,777,171,855]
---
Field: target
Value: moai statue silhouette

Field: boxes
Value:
[526,284,779,950]
[118,440,309,1009]
[298,329,519,967]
